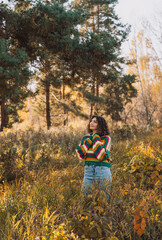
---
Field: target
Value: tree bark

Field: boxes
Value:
[45,80,51,130]
[96,79,99,97]
[62,81,68,126]
[0,99,5,131]
[97,5,100,33]
[134,39,150,125]
[96,5,100,97]
[44,59,51,130]
[91,6,96,32]
[90,80,95,117]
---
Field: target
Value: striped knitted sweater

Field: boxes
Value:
[76,133,112,168]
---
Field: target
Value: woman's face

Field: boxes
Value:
[90,117,98,133]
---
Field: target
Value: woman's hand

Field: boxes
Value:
[76,135,92,159]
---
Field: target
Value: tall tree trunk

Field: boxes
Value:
[45,80,51,130]
[134,37,151,125]
[90,80,95,117]
[135,51,149,124]
[91,6,95,32]
[62,81,68,126]
[96,5,100,97]
[89,5,101,116]
[97,5,100,33]
[90,6,97,117]
[96,79,99,97]
[59,85,62,100]
[0,99,5,131]
[44,60,51,130]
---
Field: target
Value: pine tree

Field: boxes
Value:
[0,37,31,130]
[0,1,33,130]
[71,0,137,119]
[0,0,88,129]
[0,0,137,127]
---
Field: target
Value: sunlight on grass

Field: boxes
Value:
[0,127,161,239]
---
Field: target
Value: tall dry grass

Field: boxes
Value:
[0,126,161,240]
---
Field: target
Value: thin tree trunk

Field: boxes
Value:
[45,80,51,130]
[44,59,51,130]
[90,6,96,117]
[90,80,95,117]
[62,81,67,126]
[92,6,95,32]
[0,99,5,131]
[97,5,100,33]
[59,86,62,100]
[134,40,150,125]
[96,5,100,97]
[137,65,149,124]
[62,80,65,100]
[90,103,94,118]
[96,79,99,97]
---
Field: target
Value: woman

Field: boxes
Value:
[76,115,112,198]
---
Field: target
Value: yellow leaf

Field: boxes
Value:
[49,18,53,21]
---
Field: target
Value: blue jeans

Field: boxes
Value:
[82,165,112,198]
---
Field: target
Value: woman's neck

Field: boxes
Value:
[92,130,98,135]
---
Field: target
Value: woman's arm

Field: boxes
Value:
[92,133,110,162]
[76,135,92,159]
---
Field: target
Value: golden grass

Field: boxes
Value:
[0,128,161,239]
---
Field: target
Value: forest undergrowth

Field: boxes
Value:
[0,126,161,240]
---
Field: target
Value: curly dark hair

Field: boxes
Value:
[87,115,110,136]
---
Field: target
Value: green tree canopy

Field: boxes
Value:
[0,38,31,129]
